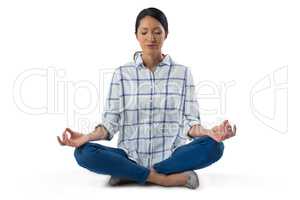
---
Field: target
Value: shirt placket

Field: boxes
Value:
[148,69,156,167]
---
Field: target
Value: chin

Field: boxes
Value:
[143,48,161,54]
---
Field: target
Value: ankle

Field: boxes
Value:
[146,168,168,186]
[164,172,189,187]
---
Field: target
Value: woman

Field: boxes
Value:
[57,7,236,189]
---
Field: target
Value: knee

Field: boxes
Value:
[195,136,224,162]
[206,137,224,162]
[74,142,94,167]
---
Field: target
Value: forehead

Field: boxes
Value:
[138,16,164,30]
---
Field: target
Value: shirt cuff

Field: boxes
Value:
[184,120,201,141]
[95,122,114,141]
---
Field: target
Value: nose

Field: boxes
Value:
[146,33,156,42]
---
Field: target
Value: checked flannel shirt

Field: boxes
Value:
[99,51,201,168]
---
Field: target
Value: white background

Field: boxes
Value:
[0,0,299,199]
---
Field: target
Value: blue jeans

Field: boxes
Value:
[74,136,224,185]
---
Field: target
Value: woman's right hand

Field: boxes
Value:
[57,128,89,148]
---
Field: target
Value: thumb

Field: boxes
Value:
[66,128,75,136]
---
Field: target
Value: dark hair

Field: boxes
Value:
[135,7,168,37]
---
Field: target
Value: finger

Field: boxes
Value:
[64,128,72,140]
[63,131,68,143]
[221,123,226,134]
[225,122,230,129]
[226,124,232,134]
[226,131,233,139]
[62,128,68,137]
[69,139,78,147]
[233,124,237,136]
[223,132,231,140]
[64,137,73,147]
[221,121,226,128]
[223,120,229,126]
[225,127,235,139]
[57,136,65,145]
[66,128,74,136]
[67,140,74,147]
[222,122,235,140]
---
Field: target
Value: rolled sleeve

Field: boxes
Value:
[99,68,121,141]
[183,68,201,140]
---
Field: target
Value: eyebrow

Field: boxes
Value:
[140,27,162,31]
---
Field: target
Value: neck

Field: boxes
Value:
[142,52,163,72]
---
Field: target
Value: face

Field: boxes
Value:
[136,16,167,55]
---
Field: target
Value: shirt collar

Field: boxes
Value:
[134,51,173,68]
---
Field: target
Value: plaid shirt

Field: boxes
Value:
[100,52,201,168]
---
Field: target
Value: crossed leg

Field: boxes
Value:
[74,142,150,184]
[153,135,224,175]
[74,136,224,186]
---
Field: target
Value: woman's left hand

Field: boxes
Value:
[208,120,236,142]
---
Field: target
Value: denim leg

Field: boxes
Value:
[74,142,150,184]
[153,136,224,175]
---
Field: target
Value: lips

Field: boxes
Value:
[146,44,158,48]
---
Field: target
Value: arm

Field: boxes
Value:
[57,127,108,147]
[188,124,211,138]
[86,125,109,141]
[182,68,202,140]
[183,68,236,142]
[188,121,236,142]
[95,68,121,141]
